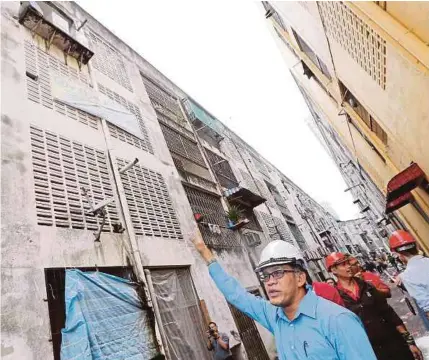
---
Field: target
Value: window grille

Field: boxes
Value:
[252,157,271,178]
[259,212,293,243]
[266,182,290,214]
[24,41,99,130]
[287,221,307,251]
[140,74,186,125]
[98,83,153,153]
[117,158,182,239]
[107,123,151,152]
[239,171,260,196]
[255,179,276,209]
[183,185,239,248]
[160,123,206,167]
[205,149,238,189]
[222,137,243,163]
[319,2,387,89]
[293,31,331,79]
[30,126,119,231]
[86,30,133,92]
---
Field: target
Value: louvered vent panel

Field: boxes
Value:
[255,179,276,209]
[30,126,119,231]
[86,30,133,92]
[239,171,260,196]
[24,41,98,130]
[117,159,183,239]
[160,123,206,167]
[259,212,293,243]
[140,75,185,124]
[319,2,386,89]
[98,84,153,154]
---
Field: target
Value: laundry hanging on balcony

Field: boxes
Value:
[60,269,158,360]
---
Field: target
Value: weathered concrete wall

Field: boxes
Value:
[0,2,257,359]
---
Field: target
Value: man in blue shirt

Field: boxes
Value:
[193,235,377,360]
[390,230,429,330]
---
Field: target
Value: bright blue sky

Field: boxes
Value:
[78,1,360,220]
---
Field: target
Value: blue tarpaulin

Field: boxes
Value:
[60,269,158,360]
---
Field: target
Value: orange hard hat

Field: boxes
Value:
[389,230,416,252]
[325,252,349,271]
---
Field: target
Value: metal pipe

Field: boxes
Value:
[100,118,167,356]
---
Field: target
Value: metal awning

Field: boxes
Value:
[386,192,414,214]
[386,163,426,202]
[318,229,331,237]
[19,3,93,66]
[224,187,266,209]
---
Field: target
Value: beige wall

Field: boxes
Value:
[266,1,429,253]
[386,1,429,44]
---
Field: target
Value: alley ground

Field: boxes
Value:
[384,271,429,359]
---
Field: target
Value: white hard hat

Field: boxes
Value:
[255,240,305,272]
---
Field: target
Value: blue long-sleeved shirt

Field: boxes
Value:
[209,261,376,360]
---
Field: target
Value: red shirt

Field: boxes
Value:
[313,282,345,306]
[336,280,360,301]
[361,271,390,293]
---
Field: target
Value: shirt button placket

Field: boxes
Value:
[290,323,295,352]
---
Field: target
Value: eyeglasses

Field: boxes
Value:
[258,269,297,283]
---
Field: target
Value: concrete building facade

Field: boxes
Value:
[1,2,391,359]
[262,1,429,254]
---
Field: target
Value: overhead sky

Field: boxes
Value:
[77,1,361,220]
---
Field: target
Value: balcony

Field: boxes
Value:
[182,99,224,148]
[224,186,266,209]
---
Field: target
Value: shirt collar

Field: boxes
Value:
[408,255,424,266]
[277,285,317,322]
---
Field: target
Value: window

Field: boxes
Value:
[340,82,388,144]
[287,221,307,251]
[293,31,331,80]
[86,30,133,91]
[255,179,276,209]
[205,149,238,189]
[117,158,183,239]
[160,123,206,167]
[30,126,119,231]
[150,268,211,360]
[183,185,239,248]
[319,2,387,89]
[141,74,186,126]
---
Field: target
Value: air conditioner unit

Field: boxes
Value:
[245,232,261,247]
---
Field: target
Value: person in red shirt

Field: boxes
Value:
[348,256,392,298]
[313,281,345,307]
[325,252,422,360]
